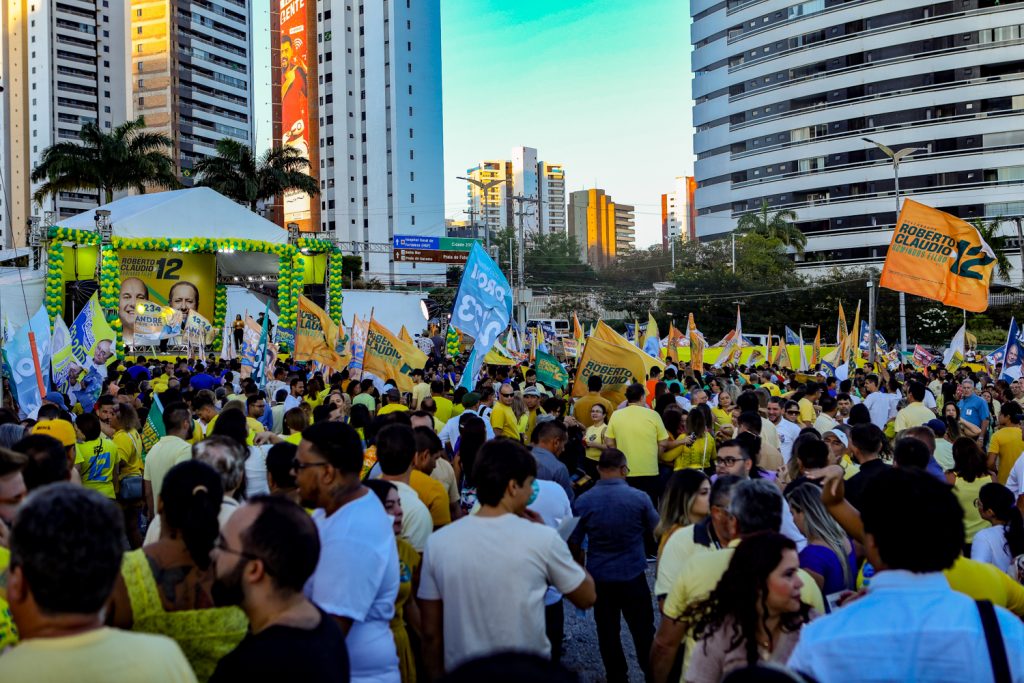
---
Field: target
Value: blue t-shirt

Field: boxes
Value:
[799,543,857,596]
[958,395,990,428]
[190,373,220,392]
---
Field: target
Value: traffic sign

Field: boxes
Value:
[393,235,480,252]
[394,248,470,264]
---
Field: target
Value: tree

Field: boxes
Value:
[544,292,599,323]
[735,200,806,255]
[31,116,178,204]
[193,139,319,211]
[969,217,1012,282]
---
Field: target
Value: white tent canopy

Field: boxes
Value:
[0,268,46,329]
[59,188,288,276]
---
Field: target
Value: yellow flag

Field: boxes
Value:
[847,300,861,363]
[645,312,660,346]
[812,326,821,367]
[775,339,791,369]
[295,296,349,369]
[573,312,584,345]
[666,323,683,364]
[573,329,662,406]
[363,318,427,392]
[766,326,773,368]
[687,313,705,374]
[399,325,414,344]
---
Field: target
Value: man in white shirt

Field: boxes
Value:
[437,392,494,451]
[768,398,801,464]
[283,376,305,411]
[418,439,596,678]
[788,467,1024,681]
[375,423,433,551]
[142,403,194,521]
[296,421,401,683]
[862,374,895,430]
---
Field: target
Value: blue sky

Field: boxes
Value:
[441,0,693,248]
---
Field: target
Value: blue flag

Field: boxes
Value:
[858,321,888,352]
[253,302,270,390]
[4,306,51,418]
[1000,318,1022,382]
[452,243,513,391]
[785,326,800,345]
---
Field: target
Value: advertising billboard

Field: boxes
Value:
[279,0,317,232]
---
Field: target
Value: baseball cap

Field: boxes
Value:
[462,392,481,408]
[822,429,849,449]
[523,387,541,397]
[926,418,947,437]
[43,391,68,411]
[32,419,77,447]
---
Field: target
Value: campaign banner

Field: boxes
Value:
[118,250,216,339]
[50,315,74,393]
[687,313,705,373]
[183,309,215,348]
[986,345,1006,369]
[348,314,369,379]
[536,349,569,391]
[130,300,180,346]
[572,335,648,407]
[999,318,1022,382]
[880,198,996,312]
[858,321,888,353]
[452,243,512,391]
[295,295,348,368]
[363,318,427,393]
[562,338,579,359]
[912,345,940,368]
[5,306,51,418]
[70,294,116,412]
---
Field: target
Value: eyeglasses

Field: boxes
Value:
[291,458,330,471]
[717,456,749,467]
[785,410,800,415]
[500,392,514,398]
[213,536,262,561]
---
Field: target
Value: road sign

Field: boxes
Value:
[394,248,470,264]
[393,235,480,252]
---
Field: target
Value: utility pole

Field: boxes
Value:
[511,195,539,330]
[867,277,877,366]
[463,206,478,242]
[864,137,924,354]
[1009,215,1024,289]
[731,232,736,273]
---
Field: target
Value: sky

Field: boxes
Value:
[440,0,694,248]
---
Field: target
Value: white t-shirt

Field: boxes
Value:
[393,480,433,552]
[306,491,400,683]
[244,445,270,498]
[863,391,894,430]
[418,513,586,671]
[528,480,574,607]
[971,525,1014,574]
[776,419,801,463]
[1005,452,1024,498]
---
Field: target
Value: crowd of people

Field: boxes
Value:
[2,349,1024,682]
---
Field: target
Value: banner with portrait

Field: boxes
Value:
[280,0,316,232]
[70,294,116,412]
[118,250,215,343]
[130,300,181,347]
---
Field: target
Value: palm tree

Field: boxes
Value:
[736,200,806,255]
[969,217,1012,282]
[193,139,319,211]
[31,116,178,205]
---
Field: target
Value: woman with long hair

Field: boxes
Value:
[674,407,717,471]
[364,478,421,683]
[656,469,710,553]
[455,413,487,513]
[712,386,739,438]
[945,401,982,440]
[786,483,857,595]
[971,482,1024,574]
[681,532,813,682]
[113,403,145,548]
[109,460,248,681]
[948,436,994,547]
[583,403,611,477]
[212,407,268,498]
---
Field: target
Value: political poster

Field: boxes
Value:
[5,306,51,418]
[279,0,317,232]
[348,314,369,379]
[451,243,512,391]
[999,318,1022,382]
[880,199,996,312]
[183,309,216,348]
[50,315,74,393]
[69,294,116,412]
[536,349,569,391]
[118,250,216,341]
[363,318,427,393]
[130,300,180,347]
[295,295,348,369]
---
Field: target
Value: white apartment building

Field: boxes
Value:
[0,0,131,247]
[132,0,255,180]
[691,0,1024,281]
[465,145,567,243]
[316,0,446,286]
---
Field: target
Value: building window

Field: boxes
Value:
[410,194,415,203]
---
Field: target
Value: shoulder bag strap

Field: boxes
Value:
[977,599,1012,683]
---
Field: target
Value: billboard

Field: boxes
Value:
[279,0,317,232]
[117,250,217,343]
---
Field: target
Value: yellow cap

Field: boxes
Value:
[32,419,78,447]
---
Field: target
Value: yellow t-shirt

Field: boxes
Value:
[763,382,781,397]
[945,556,1024,617]
[673,433,716,471]
[584,424,609,461]
[490,402,522,440]
[952,474,993,543]
[113,429,144,479]
[989,426,1024,485]
[411,382,431,409]
[605,404,670,477]
[798,397,816,426]
[0,627,197,682]
[654,523,716,599]
[77,436,119,499]
[432,395,454,423]
[378,404,409,417]
[710,407,732,433]
[0,547,16,650]
[409,470,451,527]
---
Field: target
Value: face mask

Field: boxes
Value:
[526,479,540,506]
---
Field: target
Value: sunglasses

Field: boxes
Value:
[500,392,514,397]
[786,410,800,415]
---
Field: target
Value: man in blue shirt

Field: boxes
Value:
[957,379,990,435]
[569,448,659,683]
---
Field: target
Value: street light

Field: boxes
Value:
[457,175,509,250]
[863,137,925,355]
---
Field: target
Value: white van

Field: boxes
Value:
[526,318,571,337]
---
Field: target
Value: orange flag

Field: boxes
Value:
[880,199,995,312]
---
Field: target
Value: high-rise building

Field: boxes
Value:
[0,0,131,247]
[315,0,446,285]
[465,146,566,242]
[131,0,256,182]
[691,1,1024,276]
[568,188,635,268]
[661,175,696,249]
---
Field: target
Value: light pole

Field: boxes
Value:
[457,175,508,250]
[863,137,925,354]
